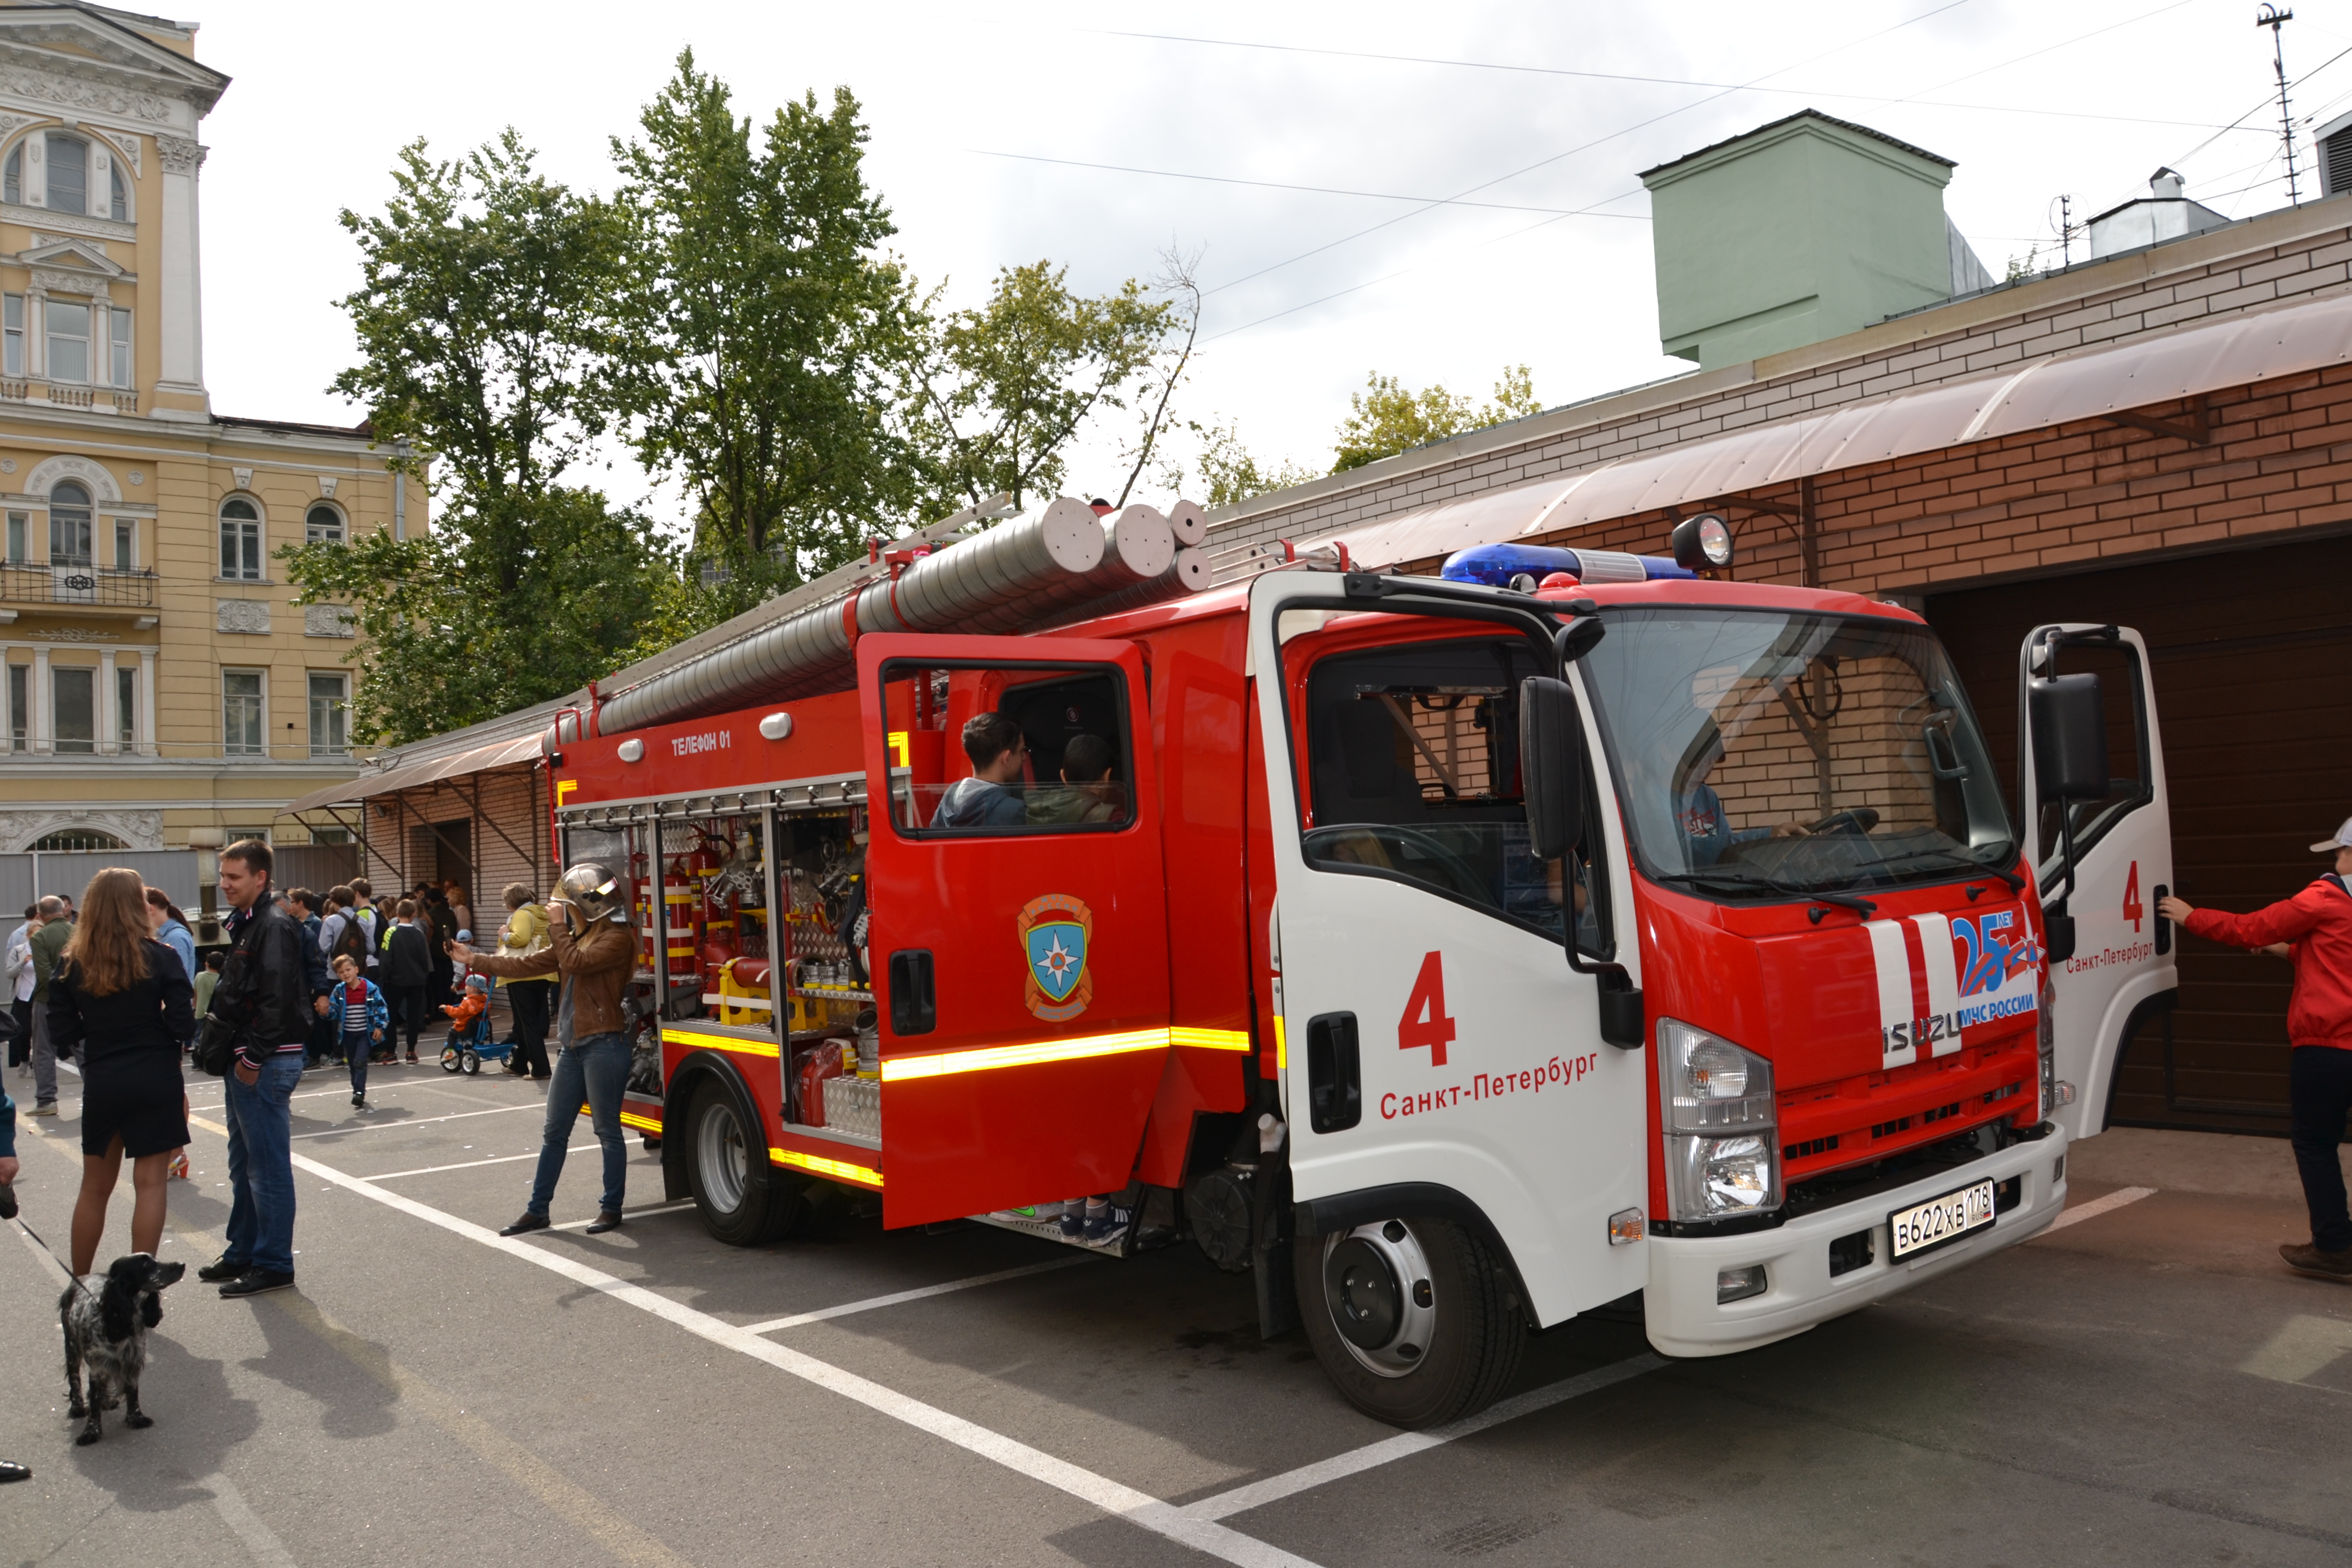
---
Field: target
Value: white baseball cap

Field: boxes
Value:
[2311,818,2352,852]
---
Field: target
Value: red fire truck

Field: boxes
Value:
[538,500,2174,1429]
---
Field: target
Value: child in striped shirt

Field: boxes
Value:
[329,953,388,1109]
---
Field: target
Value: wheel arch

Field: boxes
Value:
[1293,1182,1532,1318]
[660,1049,766,1204]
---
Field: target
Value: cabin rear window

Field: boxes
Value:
[878,659,1136,837]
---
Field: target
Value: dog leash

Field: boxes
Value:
[13,1212,95,1298]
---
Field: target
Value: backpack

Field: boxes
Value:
[330,911,370,969]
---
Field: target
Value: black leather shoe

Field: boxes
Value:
[218,1270,295,1298]
[583,1211,623,1235]
[0,1179,16,1220]
[196,1255,249,1284]
[0,1459,29,1482]
[499,1212,550,1236]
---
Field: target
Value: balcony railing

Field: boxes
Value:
[0,562,158,607]
[0,378,136,414]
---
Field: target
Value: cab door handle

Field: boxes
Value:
[887,949,935,1036]
[2152,885,2171,956]
[1306,1012,1360,1134]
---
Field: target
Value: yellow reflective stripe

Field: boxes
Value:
[619,1110,662,1134]
[1169,1027,1252,1052]
[884,1027,1170,1082]
[1273,1014,1287,1070]
[772,1145,883,1187]
[663,1027,781,1060]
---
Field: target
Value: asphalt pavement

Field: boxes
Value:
[6,1057,2351,1567]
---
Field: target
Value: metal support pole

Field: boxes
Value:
[762,805,783,1062]
[1799,476,1820,589]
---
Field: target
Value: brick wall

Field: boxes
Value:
[1209,198,2352,583]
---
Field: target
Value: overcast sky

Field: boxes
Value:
[187,0,2349,525]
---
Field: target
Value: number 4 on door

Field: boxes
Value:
[1399,950,1457,1066]
[2123,860,2143,933]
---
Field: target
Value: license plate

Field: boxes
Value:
[1888,1178,1997,1260]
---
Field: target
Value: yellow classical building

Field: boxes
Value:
[0,2,419,855]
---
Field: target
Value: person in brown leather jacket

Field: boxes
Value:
[448,863,638,1235]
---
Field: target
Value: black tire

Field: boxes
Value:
[1294,1215,1524,1429]
[461,1049,480,1075]
[684,1080,798,1246]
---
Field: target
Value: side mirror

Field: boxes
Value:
[2028,673,2108,803]
[1518,676,1585,860]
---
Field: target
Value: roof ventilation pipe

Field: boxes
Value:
[592,497,1104,736]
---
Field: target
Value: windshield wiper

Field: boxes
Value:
[1654,870,1878,921]
[1863,848,2024,894]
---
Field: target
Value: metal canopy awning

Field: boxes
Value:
[279,732,545,816]
[1308,285,2352,570]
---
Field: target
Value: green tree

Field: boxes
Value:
[1161,414,1319,508]
[284,131,669,744]
[610,55,926,629]
[1330,364,1540,473]
[918,260,1172,512]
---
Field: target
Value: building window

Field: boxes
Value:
[223,825,271,846]
[309,826,353,845]
[109,162,126,223]
[45,134,86,216]
[116,664,134,750]
[49,481,91,567]
[108,308,129,387]
[4,294,21,378]
[223,670,264,757]
[3,145,17,206]
[31,829,127,851]
[219,498,262,580]
[52,665,93,754]
[5,512,23,562]
[7,664,24,750]
[307,672,348,756]
[305,503,344,545]
[112,518,132,570]
[46,300,88,384]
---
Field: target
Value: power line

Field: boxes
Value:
[1890,0,2198,99]
[967,150,1653,219]
[1085,26,2246,134]
[1196,0,1979,302]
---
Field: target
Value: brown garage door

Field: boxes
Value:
[1928,537,2352,1134]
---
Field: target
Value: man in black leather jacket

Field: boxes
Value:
[200,840,324,1299]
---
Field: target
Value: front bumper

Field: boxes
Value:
[1643,1125,2069,1358]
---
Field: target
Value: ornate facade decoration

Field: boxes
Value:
[0,66,173,126]
[216,599,270,635]
[303,604,354,638]
[155,134,201,174]
[32,627,111,643]
[3,807,162,850]
[23,454,119,501]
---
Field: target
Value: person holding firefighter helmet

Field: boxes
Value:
[448,863,638,1235]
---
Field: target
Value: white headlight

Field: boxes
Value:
[1658,1019,1775,1132]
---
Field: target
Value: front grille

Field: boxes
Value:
[1785,1134,1840,1160]
[1871,1117,1913,1140]
[1922,1100,1964,1124]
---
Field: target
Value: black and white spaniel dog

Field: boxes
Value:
[61,1252,185,1446]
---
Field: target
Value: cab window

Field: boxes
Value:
[1296,633,1601,947]
[879,659,1135,837]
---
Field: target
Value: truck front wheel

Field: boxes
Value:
[1294,1216,1524,1428]
[685,1081,797,1246]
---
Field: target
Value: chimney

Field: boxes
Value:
[2087,167,2230,258]
[1638,110,1987,371]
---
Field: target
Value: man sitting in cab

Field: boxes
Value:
[932,713,1031,829]
[1027,733,1124,826]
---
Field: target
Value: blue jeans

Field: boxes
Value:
[224,1051,305,1275]
[344,1032,373,1097]
[527,1032,629,1218]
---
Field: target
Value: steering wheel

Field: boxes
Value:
[1804,807,1880,837]
[1304,824,1488,903]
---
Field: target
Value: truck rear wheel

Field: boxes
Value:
[685,1081,797,1246]
[1294,1216,1524,1429]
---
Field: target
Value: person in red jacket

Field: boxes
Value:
[2159,820,2352,1281]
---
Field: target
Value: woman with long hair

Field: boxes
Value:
[50,867,193,1276]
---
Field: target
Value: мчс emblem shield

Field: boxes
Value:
[1018,893,1094,1022]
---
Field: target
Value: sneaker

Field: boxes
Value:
[583,1211,623,1235]
[2280,1242,2352,1280]
[351,1093,366,1108]
[499,1212,551,1237]
[0,1179,15,1219]
[1058,1201,1085,1239]
[405,1052,418,1064]
[196,1254,249,1284]
[1083,1199,1133,1246]
[29,1100,55,1117]
[218,1269,296,1298]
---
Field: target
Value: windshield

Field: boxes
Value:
[1579,606,2015,897]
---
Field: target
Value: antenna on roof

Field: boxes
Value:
[2258,4,2301,205]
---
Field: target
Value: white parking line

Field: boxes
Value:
[2043,1185,2156,1233]
[290,1104,539,1139]
[1181,1353,1663,1520]
[743,1256,1093,1334]
[367,1147,577,1181]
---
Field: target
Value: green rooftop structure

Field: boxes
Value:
[1639,110,1992,370]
